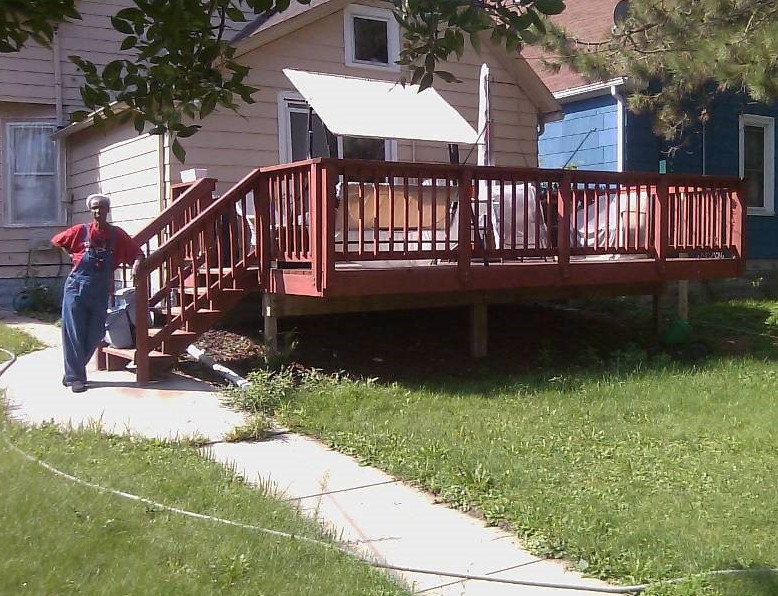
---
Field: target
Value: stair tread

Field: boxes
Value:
[102,346,175,360]
[180,286,246,295]
[148,328,198,338]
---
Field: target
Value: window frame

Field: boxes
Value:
[343,4,400,72]
[277,91,396,163]
[739,113,775,216]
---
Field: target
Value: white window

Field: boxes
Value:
[5,122,61,226]
[739,114,775,216]
[344,4,399,71]
[278,93,396,163]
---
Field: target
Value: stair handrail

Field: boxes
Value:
[142,169,261,271]
[133,177,217,247]
[133,168,265,381]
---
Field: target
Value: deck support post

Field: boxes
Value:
[263,292,279,355]
[470,300,488,358]
[652,292,663,336]
[678,280,689,322]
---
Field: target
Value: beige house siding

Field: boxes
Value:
[68,122,162,238]
[171,4,541,192]
[0,0,131,110]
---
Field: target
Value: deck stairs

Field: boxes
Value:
[98,171,267,383]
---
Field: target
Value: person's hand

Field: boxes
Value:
[131,255,144,279]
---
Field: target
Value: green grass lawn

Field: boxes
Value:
[0,322,43,362]
[241,298,778,596]
[0,323,408,596]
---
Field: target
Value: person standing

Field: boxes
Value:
[51,194,144,393]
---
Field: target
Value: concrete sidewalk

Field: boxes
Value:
[0,312,614,596]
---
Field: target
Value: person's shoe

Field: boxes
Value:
[71,380,86,393]
[62,376,71,387]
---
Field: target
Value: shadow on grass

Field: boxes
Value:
[711,567,778,596]
[220,298,777,394]
[239,301,778,392]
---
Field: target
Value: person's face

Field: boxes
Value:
[89,201,109,226]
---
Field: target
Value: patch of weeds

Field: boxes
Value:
[180,434,211,448]
[222,368,295,415]
[225,414,273,442]
[262,332,298,371]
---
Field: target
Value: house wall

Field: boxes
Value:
[171,4,542,193]
[0,0,134,307]
[538,94,618,170]
[67,121,162,238]
[0,0,132,112]
[0,0,253,306]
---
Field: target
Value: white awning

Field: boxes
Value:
[283,68,479,145]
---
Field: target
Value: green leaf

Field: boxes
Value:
[176,124,201,139]
[120,36,138,51]
[533,0,565,16]
[425,53,435,72]
[437,71,459,84]
[115,7,145,23]
[171,138,187,163]
[469,31,481,54]
[133,113,146,134]
[110,16,135,35]
[419,72,434,92]
[199,94,218,119]
[226,6,246,22]
[103,60,124,81]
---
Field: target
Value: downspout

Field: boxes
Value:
[53,28,69,227]
[158,132,166,210]
[52,28,64,126]
[610,84,625,172]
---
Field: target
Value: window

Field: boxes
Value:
[739,114,775,215]
[5,123,61,226]
[344,5,399,70]
[278,94,395,163]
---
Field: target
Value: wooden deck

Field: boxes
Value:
[117,158,745,383]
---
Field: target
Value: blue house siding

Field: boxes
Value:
[539,94,619,171]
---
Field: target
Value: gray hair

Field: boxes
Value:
[86,193,111,210]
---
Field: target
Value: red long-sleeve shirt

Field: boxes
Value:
[52,223,143,271]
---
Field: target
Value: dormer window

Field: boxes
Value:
[344,5,399,71]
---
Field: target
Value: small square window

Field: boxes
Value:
[344,5,399,71]
[353,17,388,64]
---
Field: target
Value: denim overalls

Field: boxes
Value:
[61,224,115,385]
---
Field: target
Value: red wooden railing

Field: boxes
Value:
[263,159,745,273]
